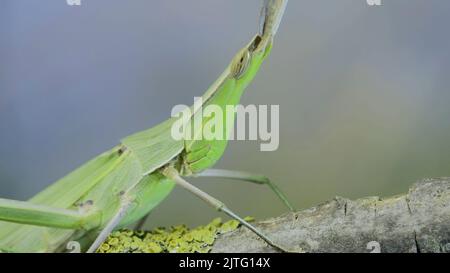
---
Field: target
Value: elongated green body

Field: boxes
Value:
[0,34,273,252]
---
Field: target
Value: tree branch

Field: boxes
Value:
[211,178,450,253]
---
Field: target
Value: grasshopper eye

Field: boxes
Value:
[230,49,251,79]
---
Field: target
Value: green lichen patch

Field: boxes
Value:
[97,217,254,253]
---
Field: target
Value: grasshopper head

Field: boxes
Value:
[229,35,273,86]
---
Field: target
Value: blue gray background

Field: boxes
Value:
[1,0,450,228]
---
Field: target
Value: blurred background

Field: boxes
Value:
[1,0,450,229]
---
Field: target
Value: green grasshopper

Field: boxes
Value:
[0,0,293,253]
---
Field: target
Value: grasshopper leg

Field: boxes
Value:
[196,169,295,211]
[162,166,295,253]
[86,199,133,253]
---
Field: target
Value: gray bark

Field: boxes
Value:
[211,178,450,253]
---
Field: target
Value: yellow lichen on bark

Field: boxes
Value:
[97,217,254,253]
